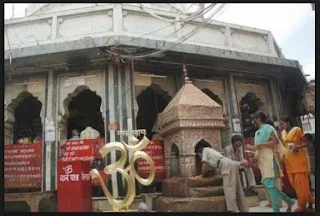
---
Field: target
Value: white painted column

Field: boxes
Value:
[45,70,54,191]
[108,63,119,198]
[125,64,135,189]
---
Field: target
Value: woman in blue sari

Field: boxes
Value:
[248,111,294,212]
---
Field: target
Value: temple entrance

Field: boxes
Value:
[12,93,42,144]
[239,92,264,139]
[66,89,104,139]
[136,84,172,139]
[61,87,105,197]
[239,92,264,184]
[136,84,171,193]
[194,139,212,176]
[5,92,43,194]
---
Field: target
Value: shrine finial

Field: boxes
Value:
[183,65,192,84]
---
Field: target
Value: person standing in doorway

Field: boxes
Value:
[223,134,258,195]
[248,111,294,212]
[196,146,249,212]
[280,116,315,212]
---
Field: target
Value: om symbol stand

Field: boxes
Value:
[89,129,155,211]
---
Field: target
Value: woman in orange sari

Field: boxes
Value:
[279,116,315,212]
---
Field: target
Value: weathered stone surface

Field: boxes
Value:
[153,196,227,212]
[245,195,260,208]
[189,186,224,197]
[188,175,223,188]
[162,177,188,197]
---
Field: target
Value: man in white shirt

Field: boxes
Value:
[223,134,258,195]
[196,146,249,212]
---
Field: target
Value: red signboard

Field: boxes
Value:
[137,140,164,182]
[4,143,42,189]
[59,138,107,185]
[60,138,105,162]
[57,161,92,212]
[91,138,105,159]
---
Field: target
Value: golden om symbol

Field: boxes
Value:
[89,135,155,211]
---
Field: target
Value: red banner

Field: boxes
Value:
[4,143,42,189]
[59,138,107,185]
[60,138,105,162]
[137,140,164,182]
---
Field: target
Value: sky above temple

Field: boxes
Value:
[4,3,315,80]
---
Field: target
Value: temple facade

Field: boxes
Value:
[4,3,310,212]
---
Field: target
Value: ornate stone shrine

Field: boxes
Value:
[153,81,228,212]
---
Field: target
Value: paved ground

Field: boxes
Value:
[250,199,315,212]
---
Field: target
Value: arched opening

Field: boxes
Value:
[171,143,180,177]
[239,92,264,139]
[61,87,105,197]
[239,92,264,184]
[136,84,172,139]
[13,93,42,144]
[66,89,104,139]
[194,139,212,176]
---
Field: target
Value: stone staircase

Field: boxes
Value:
[153,175,260,212]
[153,175,227,212]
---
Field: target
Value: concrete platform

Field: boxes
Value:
[249,200,315,212]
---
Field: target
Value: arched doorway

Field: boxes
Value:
[13,94,42,144]
[59,86,105,197]
[194,139,212,176]
[66,89,104,139]
[4,92,43,194]
[239,92,264,139]
[239,92,264,184]
[136,84,172,139]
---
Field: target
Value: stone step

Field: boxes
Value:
[188,175,223,188]
[162,176,223,197]
[153,196,226,212]
[189,186,224,197]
